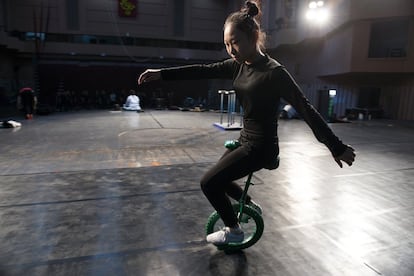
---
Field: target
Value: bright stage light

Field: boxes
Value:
[318,8,329,22]
[309,0,324,9]
[309,1,317,9]
[305,1,330,25]
[306,9,315,20]
[306,9,329,23]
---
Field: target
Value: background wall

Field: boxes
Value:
[1,0,414,119]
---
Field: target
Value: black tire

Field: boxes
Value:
[205,203,264,252]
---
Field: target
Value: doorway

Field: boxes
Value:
[358,87,381,108]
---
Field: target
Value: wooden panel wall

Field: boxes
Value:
[381,83,414,120]
[7,0,229,42]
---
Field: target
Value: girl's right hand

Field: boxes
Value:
[334,145,356,168]
[138,69,161,85]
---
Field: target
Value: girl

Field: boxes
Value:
[138,1,355,245]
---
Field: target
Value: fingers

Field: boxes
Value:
[137,69,161,85]
[334,145,356,168]
[346,146,356,165]
[335,158,343,168]
[138,70,150,85]
[337,156,353,167]
[137,71,148,85]
[345,159,353,166]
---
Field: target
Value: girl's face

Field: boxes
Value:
[224,23,257,64]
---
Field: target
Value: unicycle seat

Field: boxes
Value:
[224,139,280,170]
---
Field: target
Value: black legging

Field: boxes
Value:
[200,138,278,227]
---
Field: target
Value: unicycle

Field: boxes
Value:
[205,140,265,253]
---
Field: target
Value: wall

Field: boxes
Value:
[267,0,414,49]
[0,49,15,103]
[6,0,229,41]
[2,0,231,61]
[349,0,414,20]
[0,48,35,103]
[350,18,414,73]
[318,26,353,76]
[381,80,414,120]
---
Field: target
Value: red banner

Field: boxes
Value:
[118,0,137,18]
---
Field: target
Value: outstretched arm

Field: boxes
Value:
[276,67,356,167]
[138,59,238,86]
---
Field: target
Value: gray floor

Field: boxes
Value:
[1,110,414,276]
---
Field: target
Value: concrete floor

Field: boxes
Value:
[1,110,414,276]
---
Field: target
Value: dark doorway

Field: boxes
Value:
[358,87,380,108]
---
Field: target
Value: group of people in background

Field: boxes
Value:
[16,88,144,119]
[55,89,145,112]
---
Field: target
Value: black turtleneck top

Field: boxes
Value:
[160,55,346,157]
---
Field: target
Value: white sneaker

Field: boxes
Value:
[206,227,244,245]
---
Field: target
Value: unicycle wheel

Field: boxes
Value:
[205,203,264,252]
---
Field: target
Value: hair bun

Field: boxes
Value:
[245,1,259,17]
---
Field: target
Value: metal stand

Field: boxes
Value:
[213,90,243,130]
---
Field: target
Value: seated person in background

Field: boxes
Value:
[122,90,142,111]
[280,104,298,119]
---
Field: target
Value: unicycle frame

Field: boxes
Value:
[237,171,254,222]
